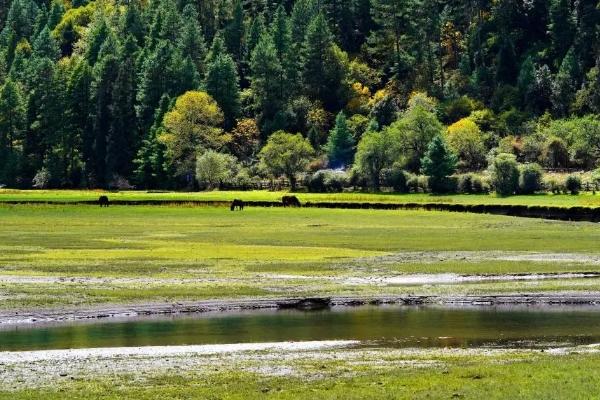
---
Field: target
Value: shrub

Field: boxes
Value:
[489,153,519,196]
[565,175,582,195]
[457,174,474,193]
[545,178,564,194]
[417,175,429,192]
[519,163,544,194]
[195,150,238,190]
[323,170,349,192]
[406,173,420,193]
[109,175,135,190]
[592,168,600,190]
[471,176,489,194]
[306,170,349,193]
[381,164,408,193]
[32,168,51,189]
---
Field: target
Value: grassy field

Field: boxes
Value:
[3,199,600,398]
[1,204,600,310]
[2,188,600,207]
[3,347,600,399]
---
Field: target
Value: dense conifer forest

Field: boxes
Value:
[0,0,598,190]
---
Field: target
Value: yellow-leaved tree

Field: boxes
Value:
[159,91,230,179]
[445,118,487,171]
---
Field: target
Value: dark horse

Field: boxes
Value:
[98,195,110,207]
[230,199,244,211]
[282,195,301,208]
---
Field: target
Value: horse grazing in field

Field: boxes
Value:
[282,195,301,208]
[230,199,244,211]
[98,195,110,207]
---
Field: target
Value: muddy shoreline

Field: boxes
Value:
[3,293,600,327]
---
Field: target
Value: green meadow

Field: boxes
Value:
[1,203,600,310]
[3,349,600,400]
[2,189,600,207]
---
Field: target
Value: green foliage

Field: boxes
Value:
[381,163,408,193]
[353,129,395,190]
[387,95,444,172]
[565,174,582,195]
[489,153,520,196]
[205,41,240,130]
[160,91,227,180]
[305,169,349,192]
[0,0,598,190]
[258,131,314,190]
[519,163,544,194]
[420,135,457,193]
[195,149,238,189]
[326,112,354,168]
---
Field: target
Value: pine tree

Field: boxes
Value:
[420,134,457,193]
[22,57,61,183]
[246,14,265,60]
[2,0,40,40]
[205,49,240,130]
[224,0,244,64]
[136,40,176,132]
[85,17,109,65]
[250,32,283,131]
[179,4,206,74]
[270,5,293,101]
[32,25,60,60]
[549,0,575,65]
[301,13,346,109]
[326,112,355,168]
[66,57,93,185]
[495,37,518,85]
[322,0,354,51]
[90,36,119,187]
[0,79,25,185]
[46,0,64,31]
[121,0,145,45]
[134,95,171,188]
[106,35,139,182]
[552,47,580,116]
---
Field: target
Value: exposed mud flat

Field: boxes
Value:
[343,272,600,286]
[0,340,359,363]
[349,251,600,266]
[3,293,600,327]
[1,340,590,391]
[0,342,538,390]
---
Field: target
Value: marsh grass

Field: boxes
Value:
[1,205,600,309]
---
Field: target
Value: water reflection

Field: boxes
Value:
[2,305,600,351]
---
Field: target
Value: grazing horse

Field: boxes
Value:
[282,195,301,208]
[98,195,110,207]
[230,199,244,211]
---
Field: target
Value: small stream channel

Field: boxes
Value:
[2,305,600,352]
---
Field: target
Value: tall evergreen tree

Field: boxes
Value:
[250,32,284,134]
[326,112,355,168]
[224,0,245,64]
[205,42,241,130]
[420,134,457,193]
[0,79,25,185]
[549,0,575,65]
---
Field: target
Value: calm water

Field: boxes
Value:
[2,305,600,351]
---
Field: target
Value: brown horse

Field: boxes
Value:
[282,195,301,208]
[98,195,109,207]
[230,199,244,211]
